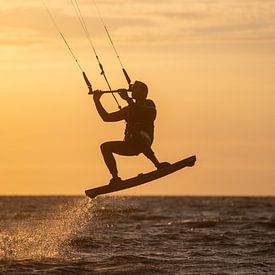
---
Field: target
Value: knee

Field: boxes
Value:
[100,142,108,153]
[100,142,113,154]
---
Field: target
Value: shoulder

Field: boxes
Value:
[145,99,156,109]
[145,99,155,105]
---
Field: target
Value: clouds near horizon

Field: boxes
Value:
[0,0,275,48]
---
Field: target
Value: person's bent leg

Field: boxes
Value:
[100,141,141,181]
[100,142,120,179]
[139,139,171,169]
[143,147,171,169]
[142,146,160,168]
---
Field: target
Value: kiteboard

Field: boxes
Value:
[85,155,196,199]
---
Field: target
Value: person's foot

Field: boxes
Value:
[109,176,122,185]
[156,162,171,169]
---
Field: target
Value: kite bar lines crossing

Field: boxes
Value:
[42,0,135,110]
[92,0,131,86]
[70,0,110,88]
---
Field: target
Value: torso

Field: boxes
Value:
[123,99,156,143]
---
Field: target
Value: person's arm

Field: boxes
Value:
[93,90,125,122]
[118,89,134,106]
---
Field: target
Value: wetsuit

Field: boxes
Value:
[94,97,158,178]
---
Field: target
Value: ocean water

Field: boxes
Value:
[0,196,275,274]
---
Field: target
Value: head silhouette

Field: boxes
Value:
[131,81,148,100]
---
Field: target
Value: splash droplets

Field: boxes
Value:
[0,197,94,260]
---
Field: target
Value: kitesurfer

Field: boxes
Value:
[93,81,169,184]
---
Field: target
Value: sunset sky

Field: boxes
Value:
[1,0,275,195]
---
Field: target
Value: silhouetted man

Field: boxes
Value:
[93,81,168,184]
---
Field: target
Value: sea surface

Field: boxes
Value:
[0,196,275,274]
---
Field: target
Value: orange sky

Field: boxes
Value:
[1,0,275,195]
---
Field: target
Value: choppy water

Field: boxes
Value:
[0,196,275,274]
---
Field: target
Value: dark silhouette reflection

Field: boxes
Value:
[93,81,169,184]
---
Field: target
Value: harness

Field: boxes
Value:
[124,100,156,143]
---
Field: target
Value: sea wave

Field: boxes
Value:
[1,196,275,274]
